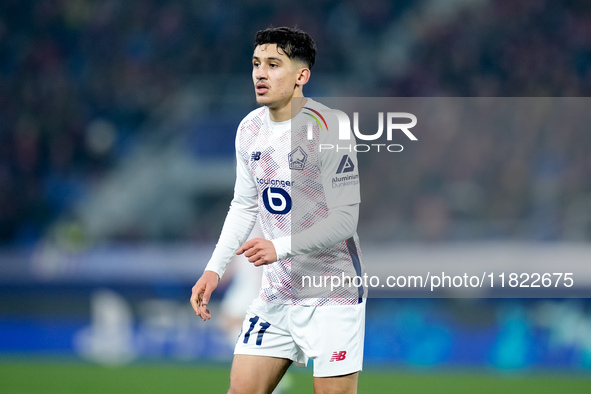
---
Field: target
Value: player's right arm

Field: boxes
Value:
[191,270,220,321]
[190,127,259,320]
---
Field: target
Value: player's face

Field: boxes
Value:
[252,44,305,110]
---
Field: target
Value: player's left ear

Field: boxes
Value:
[295,67,311,87]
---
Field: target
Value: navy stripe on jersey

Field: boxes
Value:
[345,237,364,301]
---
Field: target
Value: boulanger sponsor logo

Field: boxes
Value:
[288,146,307,170]
[262,187,291,214]
[257,178,292,214]
[306,109,418,153]
[256,177,294,188]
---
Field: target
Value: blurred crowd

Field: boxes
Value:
[362,0,591,242]
[390,0,591,96]
[1,0,590,245]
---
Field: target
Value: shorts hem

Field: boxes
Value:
[312,366,363,378]
[233,349,307,368]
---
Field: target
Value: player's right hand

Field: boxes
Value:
[190,270,219,321]
[236,238,277,266]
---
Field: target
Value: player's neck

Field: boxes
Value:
[268,95,307,123]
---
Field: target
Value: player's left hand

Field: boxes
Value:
[236,238,277,266]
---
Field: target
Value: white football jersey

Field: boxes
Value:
[235,99,364,306]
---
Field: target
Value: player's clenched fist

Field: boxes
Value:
[236,238,277,266]
[190,270,219,321]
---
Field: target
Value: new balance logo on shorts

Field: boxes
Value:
[329,350,347,362]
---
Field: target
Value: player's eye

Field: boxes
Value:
[253,62,260,68]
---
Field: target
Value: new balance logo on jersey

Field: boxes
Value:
[330,351,347,362]
[251,151,261,161]
[336,155,355,174]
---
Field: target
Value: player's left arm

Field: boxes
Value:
[271,203,358,260]
[270,120,361,260]
[242,203,358,265]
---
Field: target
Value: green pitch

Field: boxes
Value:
[1,359,590,393]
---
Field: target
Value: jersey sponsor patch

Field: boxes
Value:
[262,187,292,214]
[336,155,355,174]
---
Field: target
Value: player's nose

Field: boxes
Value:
[253,66,267,80]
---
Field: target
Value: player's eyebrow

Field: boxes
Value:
[252,56,284,63]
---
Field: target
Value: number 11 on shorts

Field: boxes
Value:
[243,316,271,346]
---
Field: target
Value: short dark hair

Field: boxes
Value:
[254,27,316,70]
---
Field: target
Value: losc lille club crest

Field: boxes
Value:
[288,146,307,170]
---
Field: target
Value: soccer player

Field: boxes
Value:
[190,26,365,394]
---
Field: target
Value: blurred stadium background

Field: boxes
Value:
[1,0,591,392]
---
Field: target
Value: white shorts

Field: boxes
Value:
[233,297,365,377]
